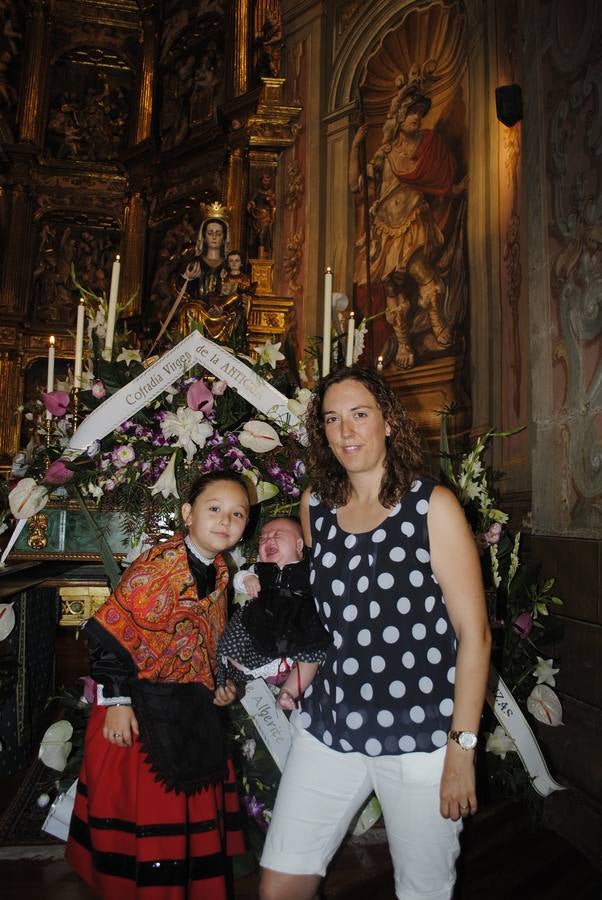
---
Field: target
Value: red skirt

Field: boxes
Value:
[66,705,245,899]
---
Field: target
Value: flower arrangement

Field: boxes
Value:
[439,412,564,795]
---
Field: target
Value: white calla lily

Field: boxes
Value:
[239,420,281,453]
[485,725,516,759]
[9,478,49,519]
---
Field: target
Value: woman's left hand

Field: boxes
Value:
[213,680,237,706]
[439,742,477,820]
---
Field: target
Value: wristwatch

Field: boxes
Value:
[448,730,478,750]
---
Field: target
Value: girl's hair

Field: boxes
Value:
[187,470,251,507]
[186,470,258,541]
[304,366,423,509]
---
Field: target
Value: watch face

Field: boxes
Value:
[458,731,477,750]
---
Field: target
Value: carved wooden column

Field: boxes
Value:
[0,184,34,317]
[120,192,147,317]
[225,147,247,255]
[231,0,251,96]
[0,352,22,464]
[134,5,159,145]
[18,0,50,147]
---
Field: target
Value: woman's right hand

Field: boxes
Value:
[102,705,139,748]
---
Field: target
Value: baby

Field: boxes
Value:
[218,517,331,709]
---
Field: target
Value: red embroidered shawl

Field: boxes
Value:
[94,533,229,690]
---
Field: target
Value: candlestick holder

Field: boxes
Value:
[72,387,81,433]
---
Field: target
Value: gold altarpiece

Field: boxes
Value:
[0,0,300,478]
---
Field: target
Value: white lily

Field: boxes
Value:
[533,656,559,687]
[253,339,285,369]
[150,451,179,499]
[161,407,213,462]
[485,725,516,759]
[9,478,49,519]
[86,482,104,501]
[116,347,142,366]
[239,420,281,453]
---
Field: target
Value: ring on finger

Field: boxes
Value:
[459,803,469,810]
[112,731,122,739]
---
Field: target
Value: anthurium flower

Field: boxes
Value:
[255,481,279,502]
[43,459,75,485]
[485,725,516,759]
[39,720,73,772]
[150,451,179,499]
[253,339,285,369]
[161,407,213,462]
[9,478,49,519]
[42,391,70,417]
[527,684,563,726]
[239,420,281,453]
[533,656,559,687]
[187,379,214,413]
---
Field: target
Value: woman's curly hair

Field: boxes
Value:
[304,366,423,509]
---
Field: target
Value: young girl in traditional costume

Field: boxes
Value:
[66,471,252,899]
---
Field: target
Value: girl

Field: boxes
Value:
[260,368,492,900]
[67,471,252,899]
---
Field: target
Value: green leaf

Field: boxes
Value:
[72,486,121,591]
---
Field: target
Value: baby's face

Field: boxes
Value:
[258,520,303,567]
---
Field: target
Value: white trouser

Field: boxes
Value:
[261,722,462,900]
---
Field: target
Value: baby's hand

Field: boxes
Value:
[243,574,261,597]
[214,680,237,706]
[277,688,297,711]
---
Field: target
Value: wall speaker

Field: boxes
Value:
[495,84,523,127]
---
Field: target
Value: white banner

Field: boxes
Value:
[66,332,296,458]
[240,678,293,772]
[486,663,566,797]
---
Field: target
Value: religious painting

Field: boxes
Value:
[31,216,120,327]
[159,14,225,150]
[44,47,134,162]
[350,3,468,370]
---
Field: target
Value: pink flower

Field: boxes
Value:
[42,391,70,417]
[43,459,75,485]
[485,523,503,545]
[187,380,214,413]
[513,612,533,640]
[111,445,136,468]
[80,676,96,703]
[91,380,106,400]
[211,379,228,396]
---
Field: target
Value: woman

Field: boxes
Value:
[260,367,492,900]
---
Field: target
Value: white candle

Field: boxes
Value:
[345,312,355,367]
[104,253,121,360]
[376,355,384,373]
[74,297,85,388]
[46,336,55,420]
[322,267,333,377]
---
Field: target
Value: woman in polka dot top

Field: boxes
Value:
[260,366,492,900]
